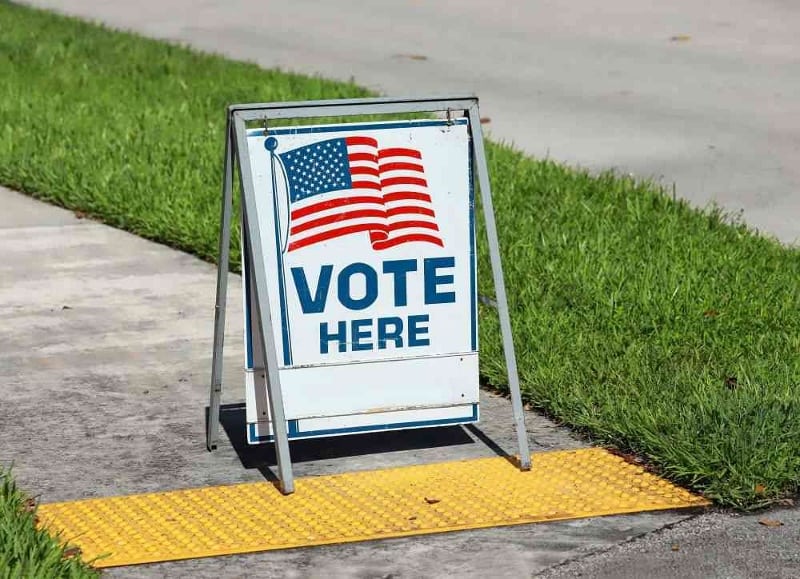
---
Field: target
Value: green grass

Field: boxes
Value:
[0,0,798,515]
[477,153,800,507]
[0,468,99,578]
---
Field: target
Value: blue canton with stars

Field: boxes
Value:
[278,138,353,203]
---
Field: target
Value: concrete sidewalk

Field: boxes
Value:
[2,188,797,576]
[1,186,707,577]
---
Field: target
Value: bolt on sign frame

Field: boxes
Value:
[207,96,531,494]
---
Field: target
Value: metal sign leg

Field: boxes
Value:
[207,118,235,452]
[233,114,295,494]
[467,105,532,471]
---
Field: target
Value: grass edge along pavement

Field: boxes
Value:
[0,0,798,520]
[0,467,100,578]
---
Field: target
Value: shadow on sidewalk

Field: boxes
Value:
[210,403,509,482]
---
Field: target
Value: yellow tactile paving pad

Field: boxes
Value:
[38,448,708,568]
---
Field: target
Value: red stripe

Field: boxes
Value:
[381,176,427,188]
[290,196,384,220]
[290,209,386,235]
[387,206,435,218]
[388,220,440,232]
[383,191,432,203]
[369,229,389,245]
[349,166,380,177]
[373,234,444,250]
[352,180,381,190]
[348,152,377,163]
[346,136,378,147]
[379,162,424,173]
[378,148,422,160]
[288,223,387,252]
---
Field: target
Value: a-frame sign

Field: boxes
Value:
[207,96,531,494]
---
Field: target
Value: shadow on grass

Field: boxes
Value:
[210,403,512,482]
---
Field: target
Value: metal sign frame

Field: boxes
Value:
[207,96,531,494]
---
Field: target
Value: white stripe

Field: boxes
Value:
[349,174,382,186]
[379,169,426,180]
[290,189,382,212]
[291,215,386,244]
[349,160,380,170]
[292,201,386,230]
[381,183,429,194]
[387,224,441,236]
[386,213,438,225]
[346,144,379,156]
[378,152,422,161]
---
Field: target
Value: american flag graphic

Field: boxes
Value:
[277,136,443,252]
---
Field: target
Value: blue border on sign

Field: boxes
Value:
[246,117,477,366]
[244,233,254,369]
[247,403,479,443]
[468,132,477,351]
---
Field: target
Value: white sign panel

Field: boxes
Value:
[242,119,478,442]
